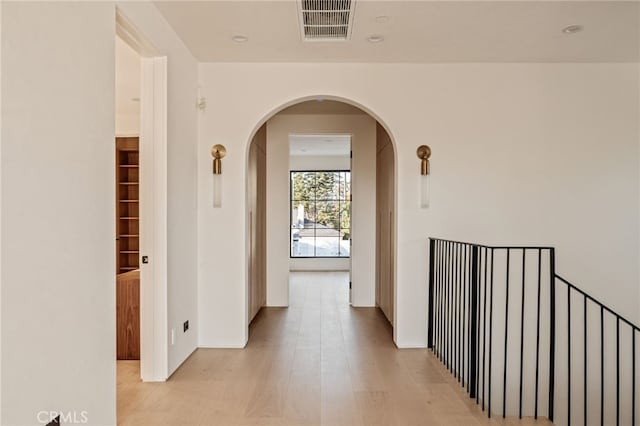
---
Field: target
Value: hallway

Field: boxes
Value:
[117,272,550,425]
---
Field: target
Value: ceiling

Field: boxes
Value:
[154,1,639,63]
[290,134,352,156]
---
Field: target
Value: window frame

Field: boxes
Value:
[289,169,351,259]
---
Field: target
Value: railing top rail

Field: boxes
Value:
[429,237,554,251]
[555,274,640,332]
[431,236,638,331]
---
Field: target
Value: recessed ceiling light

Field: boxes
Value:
[562,25,584,35]
[231,35,248,43]
[375,16,389,24]
[367,35,384,43]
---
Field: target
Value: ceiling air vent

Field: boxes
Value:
[299,0,355,41]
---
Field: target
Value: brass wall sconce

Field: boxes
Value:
[211,144,226,208]
[417,145,431,208]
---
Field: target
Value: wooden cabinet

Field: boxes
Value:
[376,123,395,326]
[116,137,139,274]
[117,270,140,360]
[248,125,267,323]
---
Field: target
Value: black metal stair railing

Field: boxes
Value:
[427,237,640,426]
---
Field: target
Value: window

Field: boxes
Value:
[290,171,351,257]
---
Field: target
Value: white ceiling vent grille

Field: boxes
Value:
[299,0,355,41]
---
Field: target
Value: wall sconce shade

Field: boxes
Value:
[212,174,222,208]
[417,145,431,208]
[211,144,226,208]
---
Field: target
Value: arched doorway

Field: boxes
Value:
[245,96,398,342]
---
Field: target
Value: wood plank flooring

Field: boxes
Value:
[117,272,552,425]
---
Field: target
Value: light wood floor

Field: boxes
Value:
[117,272,552,425]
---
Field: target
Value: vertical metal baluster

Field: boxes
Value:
[482,246,488,411]
[469,245,479,399]
[435,241,440,357]
[617,317,620,426]
[440,240,444,359]
[584,295,587,426]
[476,245,482,403]
[534,248,542,419]
[448,241,453,371]
[434,241,438,356]
[601,306,604,426]
[460,243,464,379]
[459,243,463,381]
[438,241,444,362]
[454,243,458,375]
[460,243,464,383]
[568,285,571,426]
[469,244,473,390]
[439,241,444,360]
[518,249,526,419]
[462,244,467,387]
[444,241,449,366]
[488,248,495,418]
[633,330,636,426]
[443,242,448,365]
[549,249,556,422]
[456,243,461,380]
[503,248,511,418]
[436,241,441,358]
[466,244,470,389]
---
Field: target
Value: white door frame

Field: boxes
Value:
[117,9,168,382]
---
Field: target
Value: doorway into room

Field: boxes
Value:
[115,36,141,363]
[114,9,169,384]
[245,98,397,341]
[289,135,352,301]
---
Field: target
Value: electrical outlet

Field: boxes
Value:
[170,328,175,345]
[183,320,189,332]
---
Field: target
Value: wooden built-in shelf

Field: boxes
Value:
[116,137,140,275]
[116,136,141,362]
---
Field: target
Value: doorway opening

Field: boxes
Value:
[115,36,141,362]
[115,9,169,384]
[246,98,397,342]
[289,135,352,300]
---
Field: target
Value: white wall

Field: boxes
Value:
[266,114,376,306]
[197,62,640,349]
[289,155,351,273]
[116,2,200,375]
[1,1,5,423]
[1,3,116,425]
[1,3,200,423]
